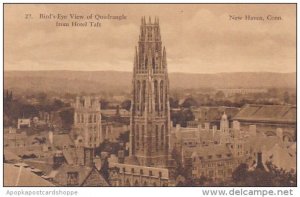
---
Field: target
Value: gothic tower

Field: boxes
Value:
[73,96,102,148]
[129,17,171,167]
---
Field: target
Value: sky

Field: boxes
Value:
[4,4,296,73]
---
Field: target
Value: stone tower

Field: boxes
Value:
[129,17,171,167]
[73,96,102,148]
[220,112,230,144]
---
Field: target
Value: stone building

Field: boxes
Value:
[109,159,170,186]
[129,16,172,167]
[73,96,102,148]
[108,17,174,186]
[171,112,294,182]
[187,106,240,128]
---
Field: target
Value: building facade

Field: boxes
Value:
[129,16,171,167]
[73,96,102,148]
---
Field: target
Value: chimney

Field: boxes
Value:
[249,125,256,136]
[256,152,265,171]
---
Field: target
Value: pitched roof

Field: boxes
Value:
[233,104,296,123]
[23,159,54,175]
[51,134,75,149]
[4,164,54,186]
[81,166,109,186]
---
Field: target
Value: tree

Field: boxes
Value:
[171,148,185,178]
[171,109,195,127]
[117,131,129,143]
[232,163,248,183]
[169,97,179,108]
[32,137,47,145]
[36,92,47,103]
[215,91,225,100]
[181,97,198,108]
[100,99,109,109]
[96,140,124,156]
[52,99,65,111]
[59,108,74,130]
[100,158,110,182]
[121,99,131,111]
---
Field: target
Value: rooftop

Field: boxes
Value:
[233,104,296,124]
[4,164,54,186]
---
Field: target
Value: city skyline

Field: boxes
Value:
[4,4,296,73]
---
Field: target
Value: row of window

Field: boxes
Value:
[76,113,99,123]
[135,80,164,112]
[123,167,163,178]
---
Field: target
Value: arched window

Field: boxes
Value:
[152,57,155,70]
[136,125,139,149]
[141,125,145,149]
[155,125,159,151]
[145,58,148,69]
[160,81,164,110]
[154,80,159,112]
[87,115,92,123]
[134,180,139,186]
[141,80,146,112]
[136,81,140,111]
[132,129,135,150]
[161,125,164,148]
[125,179,131,186]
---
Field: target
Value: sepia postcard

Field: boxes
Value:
[2,3,297,190]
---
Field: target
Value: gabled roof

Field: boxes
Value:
[233,104,296,124]
[51,134,75,148]
[81,166,109,186]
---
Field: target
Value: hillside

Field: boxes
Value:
[4,71,296,94]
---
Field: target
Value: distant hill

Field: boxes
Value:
[4,71,296,94]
